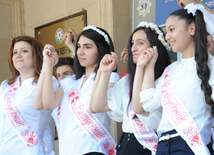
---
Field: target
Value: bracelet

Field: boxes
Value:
[40,69,45,75]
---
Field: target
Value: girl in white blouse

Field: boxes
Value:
[90,22,171,155]
[177,1,214,151]
[0,36,58,155]
[133,5,214,155]
[35,26,120,155]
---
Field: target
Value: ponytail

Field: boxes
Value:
[170,9,214,116]
[194,10,214,116]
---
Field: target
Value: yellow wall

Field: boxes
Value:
[0,2,13,83]
[23,0,132,77]
[0,0,131,83]
[24,0,106,36]
[0,1,132,146]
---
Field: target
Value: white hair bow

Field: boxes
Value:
[185,3,214,41]
[185,3,204,16]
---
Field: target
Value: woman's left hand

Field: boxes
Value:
[43,44,58,66]
[99,52,118,73]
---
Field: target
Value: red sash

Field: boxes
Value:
[56,106,61,124]
[161,65,209,155]
[67,89,116,155]
[129,103,158,155]
[4,80,41,155]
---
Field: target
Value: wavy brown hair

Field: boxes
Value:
[8,36,43,85]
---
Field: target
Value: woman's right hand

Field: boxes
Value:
[99,52,118,73]
[63,28,77,48]
[120,47,128,63]
[137,46,158,68]
[43,44,58,67]
[145,46,158,68]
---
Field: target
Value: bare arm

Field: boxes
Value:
[91,71,112,113]
[133,47,158,114]
[63,28,77,54]
[141,66,155,91]
[42,45,64,110]
[142,47,158,91]
[43,63,64,110]
[132,66,146,114]
[89,69,102,112]
[89,70,116,113]
[90,52,118,113]
[198,1,214,14]
[33,64,45,110]
[178,0,214,14]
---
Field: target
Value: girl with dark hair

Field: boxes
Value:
[177,0,214,55]
[135,5,214,155]
[35,26,120,155]
[0,36,59,155]
[90,22,171,155]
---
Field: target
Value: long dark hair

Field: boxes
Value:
[73,27,115,79]
[169,9,214,117]
[127,26,171,106]
[8,36,43,85]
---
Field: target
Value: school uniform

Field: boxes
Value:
[107,74,162,155]
[140,54,214,155]
[0,76,58,155]
[58,72,119,155]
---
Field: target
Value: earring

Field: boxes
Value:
[191,32,194,35]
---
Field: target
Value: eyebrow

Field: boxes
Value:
[13,47,28,52]
[77,43,93,46]
[132,39,146,42]
[63,71,70,73]
[167,25,175,29]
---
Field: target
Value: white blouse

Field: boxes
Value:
[44,116,56,155]
[51,108,60,136]
[0,76,58,155]
[107,74,162,133]
[140,54,214,145]
[59,72,119,155]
